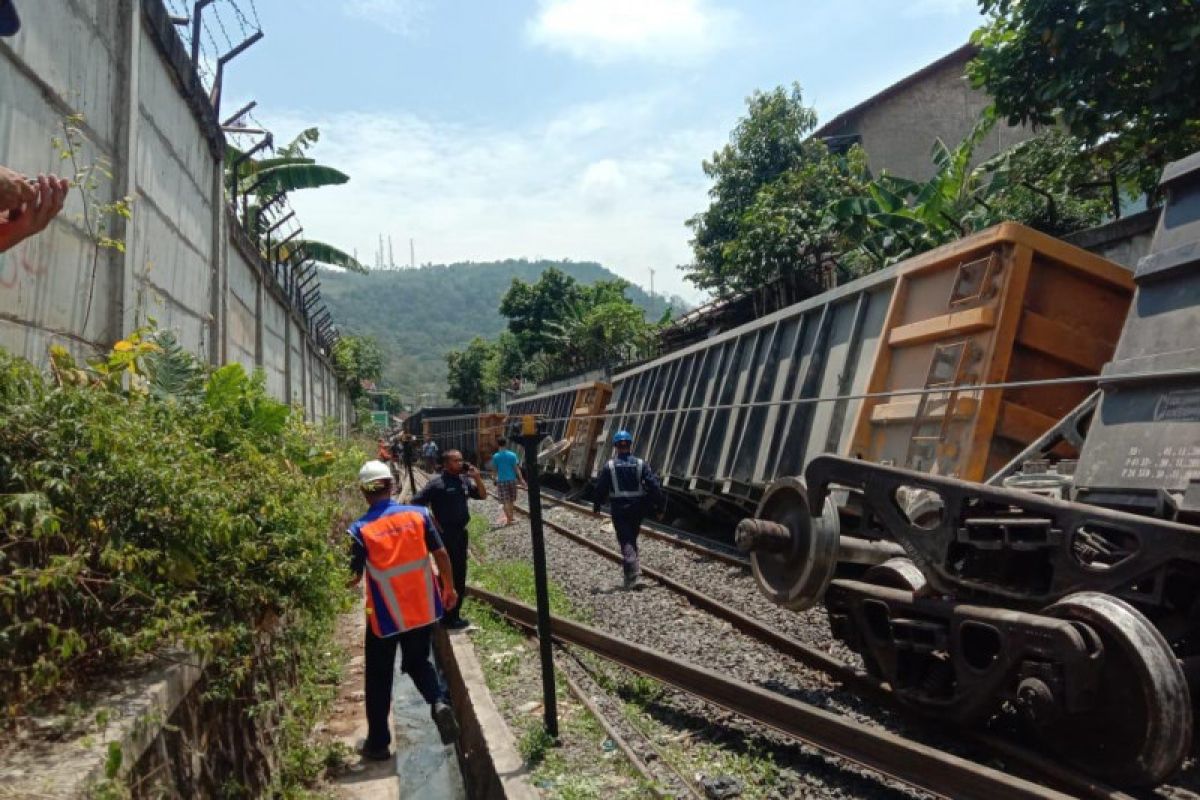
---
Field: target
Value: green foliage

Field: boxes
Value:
[984,130,1112,237]
[290,239,366,274]
[518,723,557,767]
[969,0,1200,196]
[224,127,363,272]
[685,83,870,296]
[828,120,1111,270]
[0,337,362,724]
[446,269,660,403]
[829,115,1006,269]
[447,337,501,407]
[331,335,383,402]
[320,259,684,402]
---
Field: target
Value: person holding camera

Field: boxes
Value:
[412,449,486,630]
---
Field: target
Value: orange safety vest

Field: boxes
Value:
[358,507,442,636]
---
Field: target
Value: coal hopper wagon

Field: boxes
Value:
[739,153,1200,786]
[405,406,481,465]
[595,222,1133,522]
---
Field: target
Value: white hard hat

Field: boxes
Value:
[358,460,393,486]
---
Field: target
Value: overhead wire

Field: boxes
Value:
[404,366,1200,438]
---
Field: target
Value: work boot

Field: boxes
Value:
[623,571,638,590]
[359,740,391,761]
[432,701,460,745]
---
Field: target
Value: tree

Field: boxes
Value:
[331,335,383,401]
[828,119,1112,270]
[969,0,1200,196]
[446,338,498,407]
[685,83,870,296]
[498,267,584,358]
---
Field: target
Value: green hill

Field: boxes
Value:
[318,259,686,400]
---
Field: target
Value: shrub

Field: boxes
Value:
[0,329,363,722]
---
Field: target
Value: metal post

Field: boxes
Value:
[403,434,417,496]
[190,0,215,71]
[515,414,558,738]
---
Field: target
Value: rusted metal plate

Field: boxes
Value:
[850,223,1133,483]
[507,381,611,482]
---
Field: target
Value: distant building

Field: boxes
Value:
[814,44,1032,181]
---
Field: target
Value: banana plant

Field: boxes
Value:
[825,113,1007,268]
[225,128,364,272]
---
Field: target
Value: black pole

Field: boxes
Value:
[403,434,417,496]
[515,415,558,738]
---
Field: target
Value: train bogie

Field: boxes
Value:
[742,152,1200,786]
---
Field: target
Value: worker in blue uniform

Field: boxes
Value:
[592,430,665,588]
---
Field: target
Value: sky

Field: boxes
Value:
[219,0,987,303]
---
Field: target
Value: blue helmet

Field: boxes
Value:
[613,430,633,445]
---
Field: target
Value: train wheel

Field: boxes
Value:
[1040,592,1191,787]
[743,477,841,610]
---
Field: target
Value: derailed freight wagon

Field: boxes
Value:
[740,151,1200,789]
[406,406,481,465]
[597,223,1133,519]
[506,380,612,486]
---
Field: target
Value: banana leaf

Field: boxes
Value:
[288,239,366,273]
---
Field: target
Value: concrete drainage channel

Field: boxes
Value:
[435,628,539,800]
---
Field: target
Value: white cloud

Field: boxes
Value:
[259,97,718,302]
[527,0,740,65]
[341,0,428,36]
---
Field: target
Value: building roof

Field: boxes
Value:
[813,43,978,139]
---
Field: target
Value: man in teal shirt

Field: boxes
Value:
[489,438,525,526]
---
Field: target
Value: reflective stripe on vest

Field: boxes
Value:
[359,509,440,636]
[607,457,645,499]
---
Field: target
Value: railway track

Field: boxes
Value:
[409,466,1144,797]
[507,494,1140,800]
[472,586,1082,800]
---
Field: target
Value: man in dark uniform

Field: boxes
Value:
[413,449,487,629]
[592,430,665,588]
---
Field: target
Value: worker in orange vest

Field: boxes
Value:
[348,460,460,760]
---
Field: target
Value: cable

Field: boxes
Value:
[406,365,1200,436]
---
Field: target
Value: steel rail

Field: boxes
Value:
[511,500,880,694]
[523,486,748,569]
[411,468,1128,799]
[559,661,702,799]
[470,586,1074,800]
[511,497,1132,800]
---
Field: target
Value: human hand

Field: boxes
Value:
[0,166,36,212]
[441,584,458,609]
[0,173,70,253]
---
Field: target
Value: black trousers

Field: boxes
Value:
[364,625,444,749]
[441,524,469,623]
[612,513,642,577]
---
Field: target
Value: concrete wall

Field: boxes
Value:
[0,0,350,429]
[816,47,1032,182]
